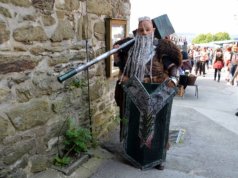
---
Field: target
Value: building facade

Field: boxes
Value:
[0,0,131,177]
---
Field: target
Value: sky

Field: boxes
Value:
[130,0,238,36]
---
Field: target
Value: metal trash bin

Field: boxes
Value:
[122,76,176,170]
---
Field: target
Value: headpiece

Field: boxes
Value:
[138,16,151,22]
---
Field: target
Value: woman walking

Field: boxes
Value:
[213,48,224,82]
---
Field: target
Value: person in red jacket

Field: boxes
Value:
[213,48,224,82]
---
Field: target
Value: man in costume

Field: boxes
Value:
[113,16,182,170]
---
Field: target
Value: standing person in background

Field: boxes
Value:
[181,47,192,73]
[229,44,238,86]
[209,48,214,66]
[231,66,238,86]
[199,47,209,77]
[193,47,201,75]
[213,48,224,82]
[206,47,211,69]
[223,46,232,82]
[178,50,193,89]
[188,44,195,68]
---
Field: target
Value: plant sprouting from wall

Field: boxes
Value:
[68,78,87,90]
[54,118,94,166]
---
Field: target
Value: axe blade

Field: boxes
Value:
[152,14,175,39]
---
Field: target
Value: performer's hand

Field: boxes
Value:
[113,44,120,49]
[167,79,176,88]
[120,76,129,84]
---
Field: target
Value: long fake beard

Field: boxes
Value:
[122,33,155,82]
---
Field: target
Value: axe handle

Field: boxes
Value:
[57,38,135,83]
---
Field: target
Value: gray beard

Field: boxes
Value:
[123,33,155,81]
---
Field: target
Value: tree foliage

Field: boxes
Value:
[192,32,231,44]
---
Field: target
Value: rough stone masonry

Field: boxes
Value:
[0,0,131,177]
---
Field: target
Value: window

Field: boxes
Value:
[105,18,128,78]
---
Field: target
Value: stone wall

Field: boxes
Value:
[0,0,131,177]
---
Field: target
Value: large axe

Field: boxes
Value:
[57,14,175,83]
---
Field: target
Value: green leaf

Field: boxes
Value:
[54,156,71,166]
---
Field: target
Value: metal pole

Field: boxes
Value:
[57,39,135,83]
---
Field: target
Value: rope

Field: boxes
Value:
[85,1,93,136]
